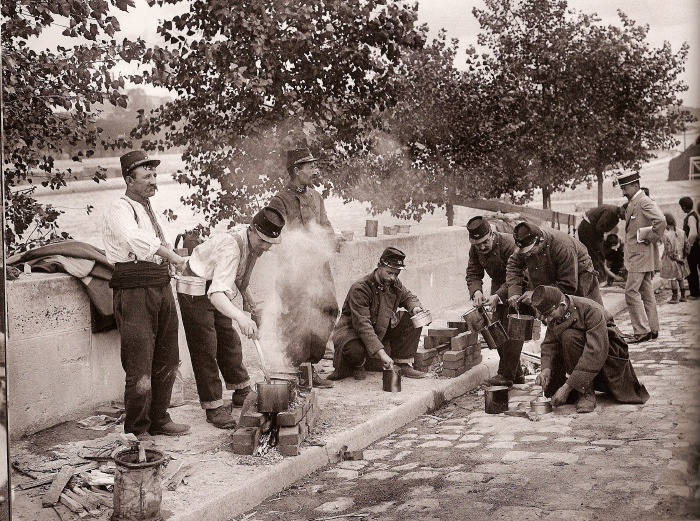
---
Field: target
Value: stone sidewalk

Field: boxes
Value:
[229,297,700,521]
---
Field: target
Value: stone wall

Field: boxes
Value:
[6,226,475,438]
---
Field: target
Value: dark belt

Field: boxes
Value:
[109,260,171,289]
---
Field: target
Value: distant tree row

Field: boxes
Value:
[2,0,694,252]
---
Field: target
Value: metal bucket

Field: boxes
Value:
[256,381,290,413]
[462,307,488,332]
[112,447,165,521]
[175,275,206,296]
[484,386,509,414]
[382,368,401,392]
[480,320,509,349]
[365,220,378,237]
[507,313,535,341]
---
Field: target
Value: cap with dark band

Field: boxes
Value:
[615,172,641,187]
[467,216,492,244]
[513,222,542,253]
[120,150,161,178]
[531,285,563,315]
[251,206,285,244]
[286,148,320,171]
[379,247,406,270]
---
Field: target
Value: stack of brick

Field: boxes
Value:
[231,388,320,457]
[413,323,482,376]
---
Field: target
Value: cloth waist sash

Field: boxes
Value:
[110,261,171,289]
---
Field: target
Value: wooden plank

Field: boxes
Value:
[63,489,101,515]
[58,492,84,513]
[163,463,193,491]
[42,465,75,507]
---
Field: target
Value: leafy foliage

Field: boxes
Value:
[133,0,426,227]
[2,0,145,253]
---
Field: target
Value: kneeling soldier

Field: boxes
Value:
[532,285,649,413]
[329,247,426,380]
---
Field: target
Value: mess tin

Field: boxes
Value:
[175,275,207,296]
[530,396,553,414]
[507,312,535,341]
[256,380,290,413]
[462,307,488,332]
[411,310,433,328]
[484,386,509,414]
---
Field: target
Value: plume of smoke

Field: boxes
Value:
[256,222,337,372]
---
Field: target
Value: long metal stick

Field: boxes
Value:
[253,339,271,383]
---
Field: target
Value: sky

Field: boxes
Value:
[31,0,700,107]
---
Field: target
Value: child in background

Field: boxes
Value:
[661,213,690,304]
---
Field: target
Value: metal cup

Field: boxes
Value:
[382,368,401,392]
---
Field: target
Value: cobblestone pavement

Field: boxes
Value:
[232,298,700,521]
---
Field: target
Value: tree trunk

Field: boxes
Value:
[446,203,454,226]
[542,185,551,210]
[596,171,604,206]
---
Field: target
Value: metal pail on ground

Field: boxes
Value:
[383,367,401,392]
[112,447,165,521]
[484,386,509,414]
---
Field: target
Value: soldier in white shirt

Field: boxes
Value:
[102,151,189,438]
[178,207,285,428]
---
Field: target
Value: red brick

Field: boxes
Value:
[277,407,304,427]
[443,359,466,370]
[463,331,480,346]
[442,365,468,378]
[427,327,459,338]
[277,444,300,457]
[277,426,302,446]
[442,350,465,363]
[238,411,264,427]
[415,348,438,363]
[422,336,443,349]
[447,321,469,333]
[232,427,261,445]
[450,332,470,351]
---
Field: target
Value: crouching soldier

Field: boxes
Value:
[328,247,426,380]
[177,207,285,428]
[531,285,649,413]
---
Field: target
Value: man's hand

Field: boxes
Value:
[486,294,501,310]
[378,349,394,370]
[550,383,572,407]
[535,368,551,389]
[237,316,259,340]
[411,306,424,316]
[171,254,187,273]
[473,291,487,308]
[507,294,522,309]
[519,290,534,306]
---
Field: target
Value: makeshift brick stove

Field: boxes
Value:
[231,363,321,457]
[414,321,483,376]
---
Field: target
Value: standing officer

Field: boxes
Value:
[102,151,189,438]
[268,148,339,388]
[328,247,427,380]
[465,216,526,387]
[617,172,665,343]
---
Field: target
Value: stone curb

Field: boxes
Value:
[170,355,498,521]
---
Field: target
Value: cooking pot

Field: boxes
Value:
[269,372,299,402]
[256,381,290,413]
[411,310,433,328]
[462,307,488,332]
[507,311,535,341]
[175,276,207,296]
[484,386,509,414]
[480,320,508,349]
[530,396,552,414]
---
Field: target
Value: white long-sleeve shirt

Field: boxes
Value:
[102,196,171,264]
[187,229,249,300]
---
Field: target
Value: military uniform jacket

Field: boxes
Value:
[465,231,515,303]
[541,295,649,404]
[332,272,421,356]
[506,227,595,298]
[624,190,666,273]
[269,185,333,231]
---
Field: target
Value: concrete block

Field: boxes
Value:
[277,426,302,446]
[427,327,459,338]
[277,407,304,427]
[278,444,300,457]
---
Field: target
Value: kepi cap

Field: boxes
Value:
[615,172,641,187]
[251,206,285,244]
[286,148,320,171]
[379,247,406,270]
[120,150,160,178]
[467,216,492,244]
[531,285,563,315]
[513,222,542,254]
